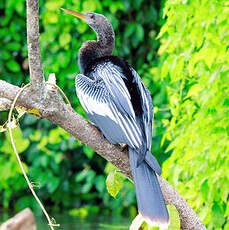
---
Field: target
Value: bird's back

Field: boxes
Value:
[76,55,153,151]
[85,56,144,117]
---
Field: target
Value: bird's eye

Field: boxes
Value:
[90,14,95,19]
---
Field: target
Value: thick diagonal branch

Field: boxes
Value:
[0,80,206,230]
[0,98,12,111]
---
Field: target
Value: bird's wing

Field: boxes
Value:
[131,67,154,150]
[95,62,136,119]
[75,73,142,148]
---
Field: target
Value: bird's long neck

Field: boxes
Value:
[78,20,115,74]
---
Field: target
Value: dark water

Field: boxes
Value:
[1,212,130,230]
[36,213,129,230]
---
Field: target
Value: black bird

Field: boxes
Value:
[61,8,169,227]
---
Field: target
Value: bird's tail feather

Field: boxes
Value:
[129,147,169,227]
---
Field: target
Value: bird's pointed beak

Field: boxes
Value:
[60,8,86,20]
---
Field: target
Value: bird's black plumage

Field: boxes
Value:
[85,56,143,117]
[62,9,169,227]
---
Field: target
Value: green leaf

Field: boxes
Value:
[69,208,88,218]
[59,33,71,47]
[0,125,6,133]
[27,108,41,117]
[167,205,180,230]
[6,60,20,72]
[184,84,201,99]
[75,167,90,182]
[48,128,61,144]
[94,175,105,193]
[45,0,64,11]
[211,203,225,227]
[1,126,30,154]
[83,145,95,159]
[82,0,96,12]
[54,152,63,164]
[136,24,144,41]
[29,130,41,141]
[44,12,59,24]
[124,23,136,38]
[106,171,123,198]
[104,162,117,174]
[47,176,60,193]
[1,50,11,60]
[6,42,21,51]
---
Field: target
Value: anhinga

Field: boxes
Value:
[61,8,169,227]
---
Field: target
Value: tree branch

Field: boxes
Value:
[0,0,206,229]
[27,0,45,91]
[0,97,12,111]
[0,80,206,230]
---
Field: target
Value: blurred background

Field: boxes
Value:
[0,0,228,229]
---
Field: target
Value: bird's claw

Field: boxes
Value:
[120,144,128,152]
[101,134,106,141]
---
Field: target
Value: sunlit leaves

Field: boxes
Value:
[1,126,29,154]
[0,125,6,133]
[184,84,201,99]
[167,205,180,230]
[45,0,64,11]
[59,33,71,48]
[159,0,229,229]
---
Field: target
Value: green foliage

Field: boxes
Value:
[0,126,29,209]
[0,0,169,219]
[158,0,229,229]
[167,205,180,230]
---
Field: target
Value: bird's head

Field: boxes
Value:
[60,8,107,31]
[61,8,115,61]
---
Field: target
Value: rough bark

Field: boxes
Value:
[0,98,12,111]
[0,79,206,230]
[0,208,36,230]
[26,0,45,92]
[0,0,206,229]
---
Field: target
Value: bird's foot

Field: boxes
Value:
[101,133,106,141]
[120,144,128,152]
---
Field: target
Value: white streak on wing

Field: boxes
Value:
[77,88,117,122]
[125,116,142,145]
[98,64,135,118]
[131,68,153,149]
[108,102,134,146]
[75,67,145,149]
[77,80,141,148]
[108,102,141,148]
